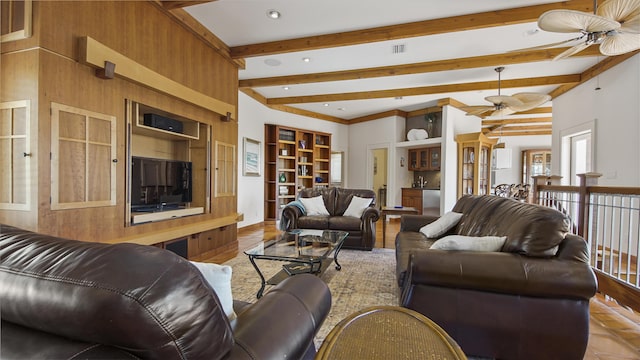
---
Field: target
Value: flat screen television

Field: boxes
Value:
[131,156,192,211]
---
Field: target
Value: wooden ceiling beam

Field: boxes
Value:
[266,75,580,105]
[549,49,640,99]
[161,1,215,11]
[486,130,552,136]
[240,88,347,124]
[483,117,552,125]
[230,0,593,58]
[239,46,600,88]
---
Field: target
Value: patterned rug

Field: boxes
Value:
[223,248,399,346]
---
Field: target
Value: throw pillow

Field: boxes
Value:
[430,235,507,252]
[343,196,373,218]
[299,195,330,216]
[190,261,237,320]
[419,212,463,238]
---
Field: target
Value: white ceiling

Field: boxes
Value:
[183,0,607,121]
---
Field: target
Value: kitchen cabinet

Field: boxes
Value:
[402,188,441,215]
[408,146,440,171]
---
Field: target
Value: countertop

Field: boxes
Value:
[403,187,440,191]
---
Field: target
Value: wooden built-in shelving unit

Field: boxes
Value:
[264,124,331,220]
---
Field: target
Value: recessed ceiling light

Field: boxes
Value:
[395,96,403,100]
[264,58,281,66]
[266,10,281,19]
[302,57,311,63]
[282,86,289,90]
[337,107,346,111]
[323,103,330,107]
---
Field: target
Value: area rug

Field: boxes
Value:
[223,248,399,346]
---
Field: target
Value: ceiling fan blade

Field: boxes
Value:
[597,0,640,25]
[619,12,640,34]
[509,93,552,112]
[553,42,593,60]
[507,37,586,52]
[490,107,516,117]
[485,95,525,108]
[462,106,494,116]
[599,32,640,54]
[538,9,621,33]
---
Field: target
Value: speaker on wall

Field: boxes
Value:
[143,113,184,134]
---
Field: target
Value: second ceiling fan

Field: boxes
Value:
[462,67,551,117]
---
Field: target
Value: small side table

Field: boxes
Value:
[316,306,467,360]
[381,206,418,247]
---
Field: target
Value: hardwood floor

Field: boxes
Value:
[210,219,640,359]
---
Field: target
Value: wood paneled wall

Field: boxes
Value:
[1,1,239,243]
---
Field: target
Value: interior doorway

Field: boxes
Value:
[372,148,388,208]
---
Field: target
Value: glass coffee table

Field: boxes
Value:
[244,229,348,298]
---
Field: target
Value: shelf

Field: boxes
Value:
[133,102,199,140]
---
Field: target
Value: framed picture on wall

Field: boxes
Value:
[243,137,261,176]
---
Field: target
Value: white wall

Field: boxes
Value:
[237,92,348,227]
[552,54,640,187]
[347,116,404,206]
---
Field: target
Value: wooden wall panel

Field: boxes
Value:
[0,1,239,243]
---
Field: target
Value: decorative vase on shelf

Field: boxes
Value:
[279,173,286,182]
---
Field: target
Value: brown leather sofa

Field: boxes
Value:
[395,195,597,360]
[281,187,380,250]
[0,224,331,360]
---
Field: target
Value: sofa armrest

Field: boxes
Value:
[229,274,331,359]
[281,204,304,231]
[361,207,380,223]
[404,250,597,300]
[399,214,439,232]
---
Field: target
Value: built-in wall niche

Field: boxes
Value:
[406,111,442,139]
[126,100,209,225]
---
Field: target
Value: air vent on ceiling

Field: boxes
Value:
[392,44,406,54]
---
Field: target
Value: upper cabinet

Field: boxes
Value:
[408,146,440,171]
[456,132,497,197]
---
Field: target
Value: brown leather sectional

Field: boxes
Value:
[395,195,598,360]
[0,224,331,359]
[281,187,380,250]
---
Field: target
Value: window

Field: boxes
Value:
[330,151,344,186]
[50,103,116,210]
[1,0,32,42]
[215,141,235,197]
[0,100,30,210]
[570,132,592,185]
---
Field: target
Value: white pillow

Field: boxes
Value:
[299,195,330,216]
[430,235,507,252]
[343,196,373,218]
[190,261,237,320]
[419,212,463,238]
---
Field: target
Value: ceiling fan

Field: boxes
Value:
[462,67,551,117]
[533,0,640,60]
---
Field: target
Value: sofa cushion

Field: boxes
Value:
[430,235,506,252]
[343,196,373,218]
[299,187,336,214]
[190,261,237,320]
[329,216,362,231]
[334,188,376,216]
[452,195,569,257]
[298,215,330,230]
[419,212,462,238]
[299,195,330,216]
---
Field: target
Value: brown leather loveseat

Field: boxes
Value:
[0,224,331,360]
[395,195,597,360]
[281,187,380,250]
